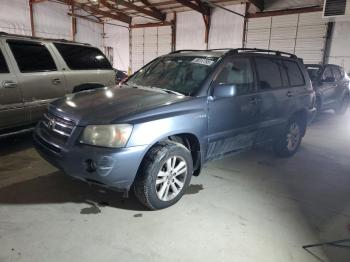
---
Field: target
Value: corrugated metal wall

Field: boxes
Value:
[245,12,328,64]
[131,26,172,72]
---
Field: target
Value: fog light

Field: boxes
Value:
[85,159,97,173]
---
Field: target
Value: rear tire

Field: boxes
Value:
[274,117,303,157]
[133,141,193,210]
[315,97,322,117]
[335,95,350,115]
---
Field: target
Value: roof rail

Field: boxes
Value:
[232,48,297,58]
[0,31,91,46]
[170,49,233,54]
[170,48,298,59]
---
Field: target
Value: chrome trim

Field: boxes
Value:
[42,113,74,137]
[0,127,34,138]
[36,131,62,150]
[41,120,70,137]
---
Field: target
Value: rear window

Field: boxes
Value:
[284,60,305,86]
[54,43,112,70]
[8,40,57,73]
[255,57,282,89]
[0,49,9,73]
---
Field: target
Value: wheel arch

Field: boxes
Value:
[138,132,202,178]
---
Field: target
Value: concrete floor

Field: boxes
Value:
[0,112,350,262]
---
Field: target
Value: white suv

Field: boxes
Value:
[0,32,115,136]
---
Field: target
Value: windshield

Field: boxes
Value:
[126,55,219,96]
[307,67,322,81]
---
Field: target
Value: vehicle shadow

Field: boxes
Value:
[0,171,149,212]
[0,170,201,212]
[0,132,33,157]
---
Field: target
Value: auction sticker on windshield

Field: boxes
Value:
[191,58,215,66]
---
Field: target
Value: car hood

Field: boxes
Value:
[49,86,189,126]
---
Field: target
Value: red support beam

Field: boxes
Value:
[140,0,164,15]
[29,0,35,36]
[130,21,174,28]
[30,0,47,3]
[247,6,323,18]
[248,0,264,11]
[71,4,77,41]
[174,0,210,15]
[101,0,165,21]
[79,3,132,24]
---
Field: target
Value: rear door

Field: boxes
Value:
[319,65,336,107]
[207,56,260,160]
[331,65,347,103]
[5,39,66,122]
[0,41,26,130]
[52,43,115,92]
[254,57,297,143]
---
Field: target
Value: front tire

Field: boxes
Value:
[133,141,193,210]
[274,118,303,157]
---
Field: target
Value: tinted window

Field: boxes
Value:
[284,60,305,86]
[8,40,57,73]
[279,61,289,87]
[332,66,341,81]
[322,67,333,81]
[0,49,9,73]
[214,57,254,95]
[255,58,282,89]
[54,43,112,70]
[307,66,321,81]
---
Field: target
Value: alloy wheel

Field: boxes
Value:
[155,156,188,201]
[286,123,301,152]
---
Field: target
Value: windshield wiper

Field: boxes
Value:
[128,84,184,96]
[160,88,184,96]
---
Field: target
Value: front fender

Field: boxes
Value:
[126,111,207,148]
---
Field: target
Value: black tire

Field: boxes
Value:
[274,117,303,158]
[133,141,193,210]
[335,95,350,115]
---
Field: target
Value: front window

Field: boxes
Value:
[127,55,219,96]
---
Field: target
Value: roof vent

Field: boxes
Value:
[323,0,350,17]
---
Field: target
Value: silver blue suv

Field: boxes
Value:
[34,49,316,210]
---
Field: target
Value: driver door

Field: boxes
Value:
[207,56,260,160]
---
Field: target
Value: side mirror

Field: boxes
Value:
[322,76,335,83]
[212,84,237,98]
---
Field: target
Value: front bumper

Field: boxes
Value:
[33,132,147,191]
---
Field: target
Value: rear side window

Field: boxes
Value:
[322,66,333,81]
[8,40,57,73]
[0,49,9,73]
[255,57,282,90]
[54,43,112,70]
[214,57,254,95]
[283,60,305,86]
[332,66,341,81]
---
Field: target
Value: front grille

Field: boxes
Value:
[37,112,76,151]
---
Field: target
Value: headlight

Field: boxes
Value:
[80,124,133,148]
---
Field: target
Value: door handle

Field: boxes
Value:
[52,78,61,85]
[2,81,17,88]
[286,91,293,97]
